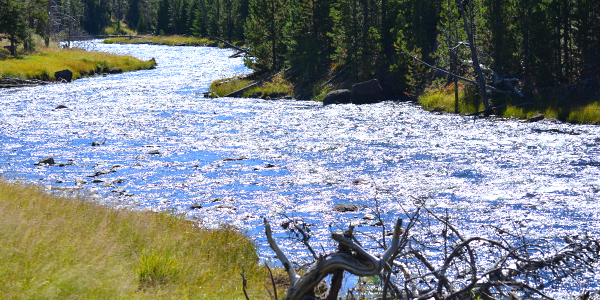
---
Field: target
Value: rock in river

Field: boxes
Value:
[190,202,203,209]
[112,187,126,195]
[333,203,359,212]
[34,157,55,166]
[363,213,377,220]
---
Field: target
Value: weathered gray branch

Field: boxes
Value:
[265,218,404,300]
[400,48,521,97]
[264,217,300,286]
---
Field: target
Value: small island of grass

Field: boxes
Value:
[0,43,156,86]
[103,35,221,47]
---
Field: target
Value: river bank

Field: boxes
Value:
[208,70,600,125]
[0,47,156,87]
[0,179,271,299]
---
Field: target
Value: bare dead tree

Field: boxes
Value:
[264,201,600,300]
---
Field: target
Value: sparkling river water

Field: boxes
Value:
[1,41,599,296]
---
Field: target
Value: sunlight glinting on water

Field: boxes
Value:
[1,40,600,295]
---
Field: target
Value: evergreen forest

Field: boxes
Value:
[2,0,600,104]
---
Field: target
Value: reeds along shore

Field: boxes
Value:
[0,180,271,299]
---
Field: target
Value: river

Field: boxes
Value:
[1,40,599,295]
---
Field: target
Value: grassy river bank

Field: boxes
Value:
[0,180,271,299]
[0,45,156,83]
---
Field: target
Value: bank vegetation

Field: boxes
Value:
[0,180,270,299]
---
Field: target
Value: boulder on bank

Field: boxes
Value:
[351,79,382,105]
[55,69,73,83]
[322,89,352,106]
[108,67,123,74]
[529,113,545,122]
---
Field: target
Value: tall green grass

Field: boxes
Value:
[209,77,253,97]
[568,102,600,124]
[243,73,292,98]
[417,82,481,114]
[418,82,600,124]
[209,74,293,99]
[0,180,270,299]
[0,47,156,81]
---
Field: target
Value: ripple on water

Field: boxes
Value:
[1,40,600,295]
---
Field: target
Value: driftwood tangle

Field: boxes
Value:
[264,201,600,300]
[264,217,404,300]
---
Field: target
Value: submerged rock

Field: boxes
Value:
[88,168,114,177]
[322,89,352,106]
[214,204,236,210]
[363,213,377,220]
[91,138,106,146]
[190,202,203,209]
[333,203,359,212]
[112,187,126,195]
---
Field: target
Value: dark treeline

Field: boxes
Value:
[2,0,599,99]
[242,0,600,99]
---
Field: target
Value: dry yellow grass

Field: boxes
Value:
[104,35,212,47]
[0,180,271,299]
[0,47,155,80]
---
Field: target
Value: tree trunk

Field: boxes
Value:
[459,1,490,114]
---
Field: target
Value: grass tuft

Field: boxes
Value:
[243,73,292,99]
[568,102,600,124]
[417,82,481,114]
[0,180,270,299]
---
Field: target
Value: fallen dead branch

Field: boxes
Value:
[263,201,600,300]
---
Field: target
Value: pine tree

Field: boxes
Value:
[283,0,334,78]
[0,0,28,55]
[245,0,287,71]
[156,0,170,34]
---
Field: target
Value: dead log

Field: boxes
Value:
[0,78,51,88]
